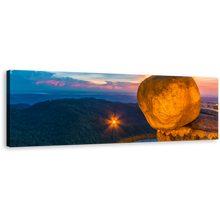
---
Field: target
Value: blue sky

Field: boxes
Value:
[9,70,146,94]
[9,70,218,98]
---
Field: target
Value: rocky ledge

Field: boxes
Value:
[157,113,218,141]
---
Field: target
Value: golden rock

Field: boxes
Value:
[137,76,201,130]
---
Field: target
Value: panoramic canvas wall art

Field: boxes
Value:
[7,70,218,147]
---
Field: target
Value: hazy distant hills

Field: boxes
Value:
[9,93,138,105]
[200,97,218,102]
[8,98,156,147]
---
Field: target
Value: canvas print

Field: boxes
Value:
[7,70,218,147]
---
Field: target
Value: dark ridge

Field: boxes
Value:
[8,98,156,147]
[10,103,31,110]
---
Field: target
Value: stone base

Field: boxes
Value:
[157,128,218,141]
[200,108,218,117]
[157,113,218,141]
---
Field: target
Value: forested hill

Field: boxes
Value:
[8,98,156,147]
[10,103,31,110]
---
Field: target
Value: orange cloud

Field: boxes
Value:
[69,84,83,87]
[115,86,122,89]
[36,80,60,86]
[88,85,113,89]
[126,85,139,89]
[69,83,113,89]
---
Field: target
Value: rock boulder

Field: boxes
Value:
[137,76,201,130]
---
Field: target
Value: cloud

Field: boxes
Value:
[115,86,122,90]
[11,70,55,84]
[53,71,146,83]
[113,81,139,90]
[33,74,140,92]
[126,85,139,89]
[36,80,61,86]
[75,81,138,90]
[69,83,113,89]
[10,70,144,94]
[34,76,90,88]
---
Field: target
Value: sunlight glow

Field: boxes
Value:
[103,113,123,134]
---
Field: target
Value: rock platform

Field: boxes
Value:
[157,113,218,141]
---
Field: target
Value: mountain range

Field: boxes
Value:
[10,103,31,110]
[8,98,156,147]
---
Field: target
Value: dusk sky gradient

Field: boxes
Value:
[10,70,218,98]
